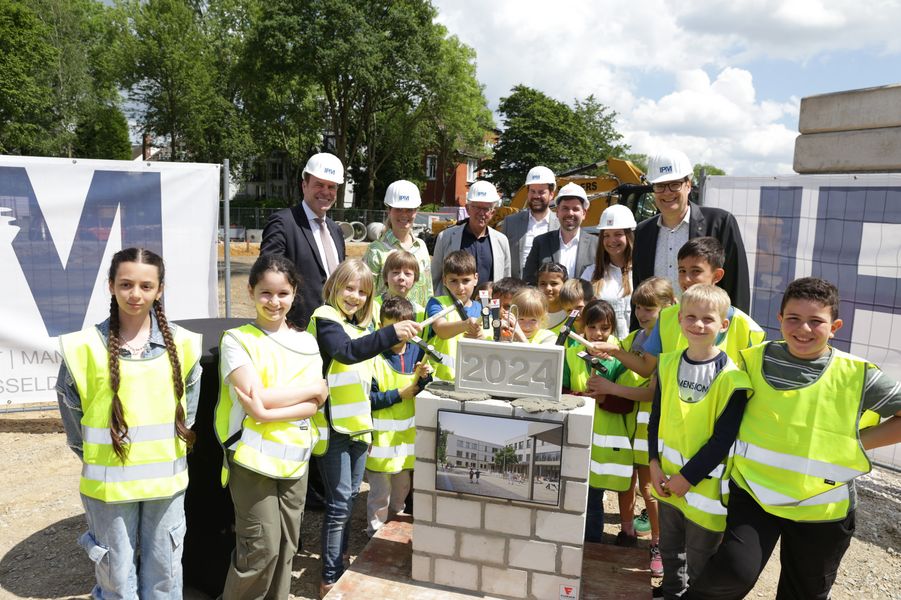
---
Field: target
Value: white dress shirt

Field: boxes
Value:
[580,263,632,339]
[558,230,580,279]
[303,201,335,277]
[521,211,552,272]
[654,206,691,299]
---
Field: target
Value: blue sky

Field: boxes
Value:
[433,0,901,176]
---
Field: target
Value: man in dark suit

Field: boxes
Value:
[498,165,560,279]
[261,152,347,328]
[632,149,749,319]
[523,182,598,284]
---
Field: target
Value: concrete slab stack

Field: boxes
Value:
[794,83,901,173]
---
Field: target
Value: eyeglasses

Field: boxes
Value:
[468,204,495,213]
[652,180,686,193]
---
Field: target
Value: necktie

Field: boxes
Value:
[316,217,339,275]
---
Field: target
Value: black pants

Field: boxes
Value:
[685,482,855,600]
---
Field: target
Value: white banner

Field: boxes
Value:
[0,156,220,405]
[705,173,901,468]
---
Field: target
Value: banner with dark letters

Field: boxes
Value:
[705,174,901,468]
[0,156,219,405]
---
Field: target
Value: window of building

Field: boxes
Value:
[426,155,437,180]
[466,158,478,183]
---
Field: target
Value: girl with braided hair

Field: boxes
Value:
[57,247,202,599]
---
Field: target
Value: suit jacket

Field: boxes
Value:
[260,202,346,328]
[522,229,598,285]
[632,201,750,320]
[499,209,560,279]
[430,222,511,293]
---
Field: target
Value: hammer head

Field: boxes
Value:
[577,350,608,375]
[412,336,453,367]
[452,296,469,320]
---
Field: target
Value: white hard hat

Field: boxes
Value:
[554,182,588,208]
[525,166,555,186]
[647,149,693,184]
[466,180,500,205]
[303,152,344,184]
[597,204,637,230]
[384,180,421,209]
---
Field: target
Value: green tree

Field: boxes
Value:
[0,0,57,154]
[493,445,519,472]
[74,104,132,160]
[694,163,726,179]
[624,152,648,174]
[571,95,628,169]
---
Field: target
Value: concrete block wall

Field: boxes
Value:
[794,83,901,174]
[411,390,593,599]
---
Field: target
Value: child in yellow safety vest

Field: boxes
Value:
[306,259,421,596]
[562,299,634,544]
[365,296,432,537]
[426,251,484,381]
[57,248,202,598]
[371,249,426,327]
[594,236,765,379]
[584,276,675,577]
[647,285,752,600]
[215,255,328,599]
[685,278,901,600]
[508,287,557,344]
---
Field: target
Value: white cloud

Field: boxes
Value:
[432,0,900,176]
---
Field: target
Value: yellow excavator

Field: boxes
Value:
[429,157,657,238]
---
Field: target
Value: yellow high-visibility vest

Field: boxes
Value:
[366,354,417,473]
[308,305,374,455]
[733,343,872,522]
[652,350,751,532]
[214,324,321,484]
[615,330,652,466]
[658,303,765,364]
[372,294,425,328]
[59,325,201,503]
[427,295,466,382]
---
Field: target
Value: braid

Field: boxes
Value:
[154,300,195,448]
[107,296,130,462]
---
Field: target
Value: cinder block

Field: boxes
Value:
[411,523,455,556]
[415,392,460,428]
[463,399,513,417]
[484,503,532,536]
[565,407,594,441]
[560,545,583,577]
[460,533,506,564]
[413,461,437,492]
[562,480,588,513]
[413,491,434,523]
[415,428,436,462]
[566,413,592,447]
[481,565,528,597]
[560,444,590,480]
[794,128,901,174]
[434,558,479,591]
[435,496,482,529]
[531,572,580,600]
[411,553,431,582]
[799,84,901,134]
[535,510,586,545]
[508,538,557,571]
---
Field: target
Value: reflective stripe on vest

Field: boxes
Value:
[652,350,751,532]
[214,324,321,481]
[428,296,463,382]
[658,304,765,364]
[59,325,200,503]
[732,343,871,521]
[616,330,652,466]
[367,353,418,473]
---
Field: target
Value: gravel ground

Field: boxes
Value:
[0,249,897,600]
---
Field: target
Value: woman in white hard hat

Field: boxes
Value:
[580,204,636,339]
[362,180,433,307]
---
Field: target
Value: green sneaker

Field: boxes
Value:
[633,508,651,535]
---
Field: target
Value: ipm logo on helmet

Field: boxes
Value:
[529,174,540,181]
[659,165,673,174]
[399,195,410,201]
[475,190,488,197]
[324,167,336,175]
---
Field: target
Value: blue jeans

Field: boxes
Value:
[585,486,605,543]
[79,493,186,600]
[317,432,368,583]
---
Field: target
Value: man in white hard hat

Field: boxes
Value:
[430,180,511,292]
[523,182,598,284]
[261,152,347,327]
[632,149,749,321]
[499,166,560,279]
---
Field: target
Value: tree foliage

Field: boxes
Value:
[493,445,519,471]
[486,85,629,197]
[694,163,726,179]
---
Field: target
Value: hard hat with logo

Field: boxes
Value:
[647,149,693,184]
[303,152,344,184]
[467,180,501,206]
[525,166,555,187]
[383,180,421,209]
[554,182,588,208]
[597,204,637,230]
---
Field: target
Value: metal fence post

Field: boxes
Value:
[223,159,231,318]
